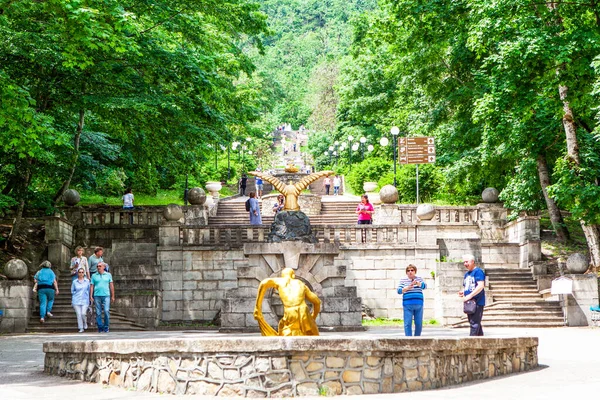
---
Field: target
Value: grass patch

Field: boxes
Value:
[78,190,184,206]
[362,318,439,327]
[540,215,588,260]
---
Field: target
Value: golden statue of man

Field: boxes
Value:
[254,268,321,336]
[248,170,333,211]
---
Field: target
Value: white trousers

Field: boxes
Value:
[73,304,89,330]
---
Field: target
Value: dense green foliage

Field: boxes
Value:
[0,0,271,216]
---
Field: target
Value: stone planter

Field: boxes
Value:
[205,181,222,198]
[363,181,378,193]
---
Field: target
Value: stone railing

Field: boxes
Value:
[44,336,539,397]
[179,225,417,247]
[434,206,479,224]
[61,206,166,226]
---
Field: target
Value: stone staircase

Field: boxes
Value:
[208,200,360,226]
[28,271,147,333]
[453,267,564,328]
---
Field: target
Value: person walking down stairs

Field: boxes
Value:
[71,268,90,333]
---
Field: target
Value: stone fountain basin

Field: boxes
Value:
[44,335,538,397]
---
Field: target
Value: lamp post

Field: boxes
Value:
[360,136,367,160]
[390,126,400,187]
[333,150,338,167]
[347,135,354,170]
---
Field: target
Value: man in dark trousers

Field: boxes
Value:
[458,254,485,336]
[239,173,248,196]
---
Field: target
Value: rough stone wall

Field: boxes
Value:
[0,280,32,332]
[158,247,246,322]
[44,338,539,397]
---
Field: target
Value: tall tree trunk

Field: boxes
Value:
[53,109,84,204]
[536,153,570,242]
[6,158,33,249]
[558,83,600,269]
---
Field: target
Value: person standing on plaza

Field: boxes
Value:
[69,246,89,281]
[333,175,341,196]
[33,261,59,323]
[255,175,264,199]
[459,254,485,336]
[90,262,114,333]
[397,264,427,336]
[356,194,374,224]
[239,173,248,196]
[88,247,104,276]
[248,192,262,225]
[323,176,331,195]
[71,267,90,333]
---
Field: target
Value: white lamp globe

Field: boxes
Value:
[380,137,389,146]
[391,126,400,136]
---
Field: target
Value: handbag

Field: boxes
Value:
[463,299,477,315]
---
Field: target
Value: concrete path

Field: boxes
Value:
[1,327,599,399]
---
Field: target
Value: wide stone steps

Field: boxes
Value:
[28,271,147,332]
[453,267,565,328]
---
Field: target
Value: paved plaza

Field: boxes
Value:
[0,326,598,399]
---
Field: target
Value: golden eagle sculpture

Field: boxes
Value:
[248,170,333,211]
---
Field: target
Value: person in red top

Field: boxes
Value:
[356,194,374,224]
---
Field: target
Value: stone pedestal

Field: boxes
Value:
[373,204,401,225]
[477,203,507,243]
[563,274,599,326]
[45,217,74,274]
[221,242,363,333]
[268,211,317,243]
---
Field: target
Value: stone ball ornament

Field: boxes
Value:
[482,187,500,203]
[379,185,399,204]
[566,253,589,274]
[5,259,28,280]
[416,204,436,220]
[163,204,184,221]
[63,189,81,206]
[187,187,207,205]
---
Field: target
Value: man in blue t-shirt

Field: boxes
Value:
[90,262,115,333]
[459,254,485,336]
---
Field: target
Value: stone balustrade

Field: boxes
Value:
[44,336,538,397]
[179,225,418,247]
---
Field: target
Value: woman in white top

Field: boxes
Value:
[71,267,90,333]
[70,246,89,281]
[123,188,134,209]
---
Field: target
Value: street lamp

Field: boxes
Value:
[390,126,400,187]
[347,135,354,170]
[360,136,367,160]
[333,150,338,167]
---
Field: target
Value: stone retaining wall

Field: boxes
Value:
[0,280,32,333]
[44,336,538,397]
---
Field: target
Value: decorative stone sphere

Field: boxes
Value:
[187,187,206,205]
[363,181,378,193]
[566,253,589,274]
[163,204,183,221]
[482,187,500,203]
[5,259,28,280]
[63,189,81,206]
[416,204,436,220]
[379,185,399,204]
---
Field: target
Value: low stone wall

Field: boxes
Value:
[0,280,32,333]
[44,336,538,397]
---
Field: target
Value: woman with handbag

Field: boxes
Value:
[458,254,486,336]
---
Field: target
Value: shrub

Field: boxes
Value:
[96,167,127,196]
